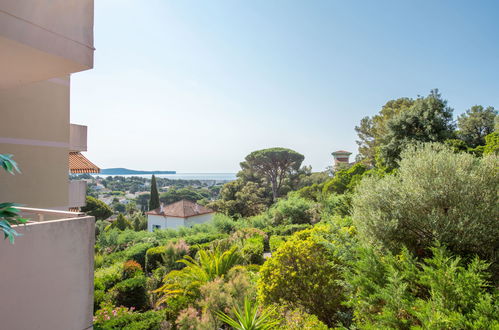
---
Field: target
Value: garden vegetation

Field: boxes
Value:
[89,91,498,329]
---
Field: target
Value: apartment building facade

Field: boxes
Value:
[0,1,97,329]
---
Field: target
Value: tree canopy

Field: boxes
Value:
[377,90,455,169]
[81,196,113,221]
[244,147,304,201]
[457,105,497,147]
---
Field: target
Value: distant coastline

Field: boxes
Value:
[100,168,176,175]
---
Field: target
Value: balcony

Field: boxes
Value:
[0,0,94,89]
[69,180,87,209]
[0,208,94,330]
[70,123,88,152]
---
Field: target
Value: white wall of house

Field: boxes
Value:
[185,213,214,227]
[147,213,214,232]
[147,215,184,231]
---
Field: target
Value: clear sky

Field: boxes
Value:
[71,0,499,173]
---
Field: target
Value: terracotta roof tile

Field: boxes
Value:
[69,152,100,174]
[146,200,214,218]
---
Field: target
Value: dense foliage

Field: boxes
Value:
[90,90,498,329]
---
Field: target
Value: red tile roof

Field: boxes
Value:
[69,152,100,174]
[146,200,214,218]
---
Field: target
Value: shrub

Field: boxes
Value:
[175,267,256,329]
[321,193,353,217]
[258,225,348,326]
[269,235,287,252]
[95,262,123,291]
[94,289,106,312]
[183,232,228,246]
[124,242,154,269]
[162,240,190,273]
[93,303,135,325]
[322,162,368,195]
[145,246,167,273]
[241,235,264,264]
[110,275,148,311]
[212,213,238,234]
[122,260,143,280]
[352,143,499,264]
[269,194,318,226]
[94,310,165,330]
[484,131,499,155]
[346,245,499,329]
[155,247,243,305]
[269,305,329,330]
[94,253,104,269]
[265,223,311,237]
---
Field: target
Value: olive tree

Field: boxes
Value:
[352,143,499,263]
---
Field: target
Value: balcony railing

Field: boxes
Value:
[70,123,87,152]
[17,207,85,222]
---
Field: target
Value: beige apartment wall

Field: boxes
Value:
[0,216,95,330]
[0,0,94,88]
[0,79,70,208]
[0,0,94,67]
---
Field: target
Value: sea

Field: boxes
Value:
[93,173,237,181]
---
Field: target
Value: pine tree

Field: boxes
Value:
[149,175,160,211]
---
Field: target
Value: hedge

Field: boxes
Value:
[94,310,165,330]
[110,275,148,311]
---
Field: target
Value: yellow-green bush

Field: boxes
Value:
[269,235,287,252]
[258,225,347,326]
[241,235,264,264]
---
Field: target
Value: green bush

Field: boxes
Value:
[110,275,148,311]
[122,260,143,280]
[124,242,154,268]
[182,232,228,246]
[212,213,238,234]
[321,193,353,217]
[352,143,499,264]
[94,310,165,330]
[265,223,311,237]
[161,240,190,272]
[95,262,123,291]
[322,162,368,195]
[269,194,318,226]
[94,289,106,312]
[101,250,127,267]
[346,245,499,329]
[484,131,499,155]
[241,235,264,264]
[269,235,287,252]
[258,225,349,326]
[269,305,329,330]
[145,246,167,273]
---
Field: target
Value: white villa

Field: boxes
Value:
[146,200,215,231]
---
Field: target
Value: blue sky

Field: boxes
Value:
[71,0,499,172]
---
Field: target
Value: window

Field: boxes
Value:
[152,224,161,231]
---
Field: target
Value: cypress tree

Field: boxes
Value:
[149,175,160,210]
